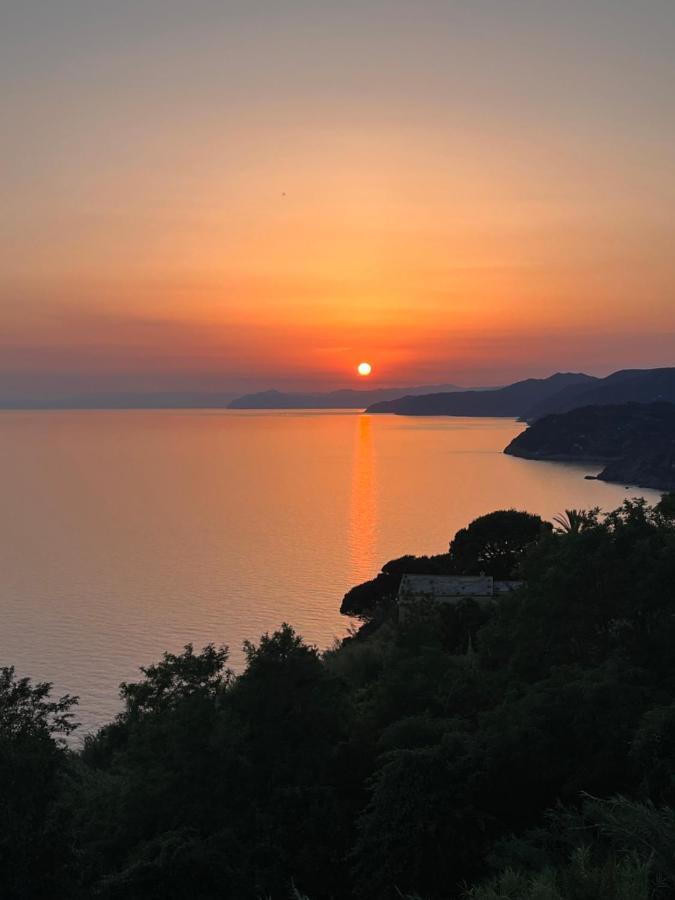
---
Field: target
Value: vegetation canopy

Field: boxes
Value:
[2,495,675,899]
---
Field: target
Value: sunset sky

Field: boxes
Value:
[3,1,675,401]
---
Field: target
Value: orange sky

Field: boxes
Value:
[2,2,675,400]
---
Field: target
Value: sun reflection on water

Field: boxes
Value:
[348,413,378,585]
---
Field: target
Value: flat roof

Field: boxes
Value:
[398,574,494,597]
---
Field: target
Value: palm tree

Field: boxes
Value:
[552,508,599,534]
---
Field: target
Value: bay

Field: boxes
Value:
[0,409,660,737]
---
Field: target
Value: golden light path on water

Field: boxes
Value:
[0,409,662,738]
[349,414,378,586]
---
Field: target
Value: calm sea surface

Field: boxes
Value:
[0,410,661,737]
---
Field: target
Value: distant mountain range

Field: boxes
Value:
[366,373,595,417]
[4,368,673,415]
[227,384,470,409]
[365,368,675,421]
[504,402,675,492]
[521,367,675,421]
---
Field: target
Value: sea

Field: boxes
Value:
[0,409,661,738]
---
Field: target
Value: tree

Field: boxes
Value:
[656,492,675,520]
[482,795,675,900]
[448,509,552,578]
[118,642,232,717]
[552,508,600,534]
[463,850,650,900]
[340,554,452,620]
[74,628,352,899]
[230,625,351,899]
[480,499,675,676]
[0,667,78,898]
[75,644,240,897]
[16,497,675,899]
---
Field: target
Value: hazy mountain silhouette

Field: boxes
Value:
[227,384,471,409]
[522,367,675,421]
[366,373,595,417]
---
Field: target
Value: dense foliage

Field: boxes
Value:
[3,496,675,898]
[340,509,549,619]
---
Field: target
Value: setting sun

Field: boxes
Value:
[3,3,675,894]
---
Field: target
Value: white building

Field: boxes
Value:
[397,574,523,622]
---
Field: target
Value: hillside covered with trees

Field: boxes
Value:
[3,496,675,899]
[504,402,675,491]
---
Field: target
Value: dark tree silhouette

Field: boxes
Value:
[448,508,552,578]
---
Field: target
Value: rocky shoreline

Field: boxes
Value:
[504,402,675,492]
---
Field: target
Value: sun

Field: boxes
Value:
[357,362,372,376]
